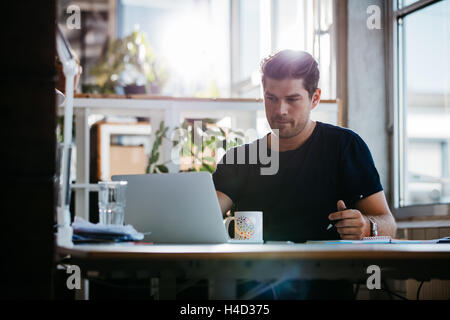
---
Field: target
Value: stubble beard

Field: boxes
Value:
[273,116,309,139]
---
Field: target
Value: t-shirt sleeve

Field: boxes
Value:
[212,148,242,203]
[339,133,383,205]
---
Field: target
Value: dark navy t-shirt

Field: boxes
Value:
[213,121,383,243]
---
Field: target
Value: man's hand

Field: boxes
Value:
[328,200,370,240]
[216,191,233,217]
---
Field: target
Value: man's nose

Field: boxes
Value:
[279,100,289,115]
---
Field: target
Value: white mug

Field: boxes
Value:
[224,211,263,241]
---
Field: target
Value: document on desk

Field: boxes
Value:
[306,236,450,244]
[306,239,392,244]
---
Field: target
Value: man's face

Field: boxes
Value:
[263,77,320,139]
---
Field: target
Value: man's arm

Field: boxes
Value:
[216,191,233,217]
[355,191,397,237]
[328,191,397,240]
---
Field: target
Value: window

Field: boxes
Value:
[232,0,335,99]
[60,0,336,99]
[395,0,450,210]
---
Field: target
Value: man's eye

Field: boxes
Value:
[287,98,300,102]
[266,97,277,101]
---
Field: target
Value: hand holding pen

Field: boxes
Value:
[327,194,370,240]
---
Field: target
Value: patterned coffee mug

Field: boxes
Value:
[224,211,263,241]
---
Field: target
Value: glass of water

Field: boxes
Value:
[98,181,128,225]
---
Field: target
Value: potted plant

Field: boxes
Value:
[146,120,245,174]
[89,30,168,94]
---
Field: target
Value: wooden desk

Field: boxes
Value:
[57,243,450,299]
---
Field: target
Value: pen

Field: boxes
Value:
[326,194,363,231]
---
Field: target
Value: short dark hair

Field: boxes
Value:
[260,50,320,99]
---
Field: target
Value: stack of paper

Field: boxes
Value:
[71,216,145,243]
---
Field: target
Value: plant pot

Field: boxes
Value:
[124,84,146,95]
[149,84,161,94]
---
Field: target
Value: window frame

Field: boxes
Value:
[389,0,450,218]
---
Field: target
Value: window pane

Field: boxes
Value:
[398,0,420,9]
[239,0,260,84]
[273,0,335,99]
[119,0,230,97]
[401,0,450,206]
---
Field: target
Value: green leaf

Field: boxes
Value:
[181,121,189,130]
[173,140,180,147]
[202,156,215,163]
[149,151,159,164]
[202,163,216,173]
[156,164,169,173]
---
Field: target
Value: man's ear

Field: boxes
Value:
[311,88,321,110]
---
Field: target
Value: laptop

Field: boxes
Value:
[112,172,263,244]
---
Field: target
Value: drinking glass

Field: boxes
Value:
[98,181,128,225]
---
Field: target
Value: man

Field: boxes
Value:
[212,50,396,299]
